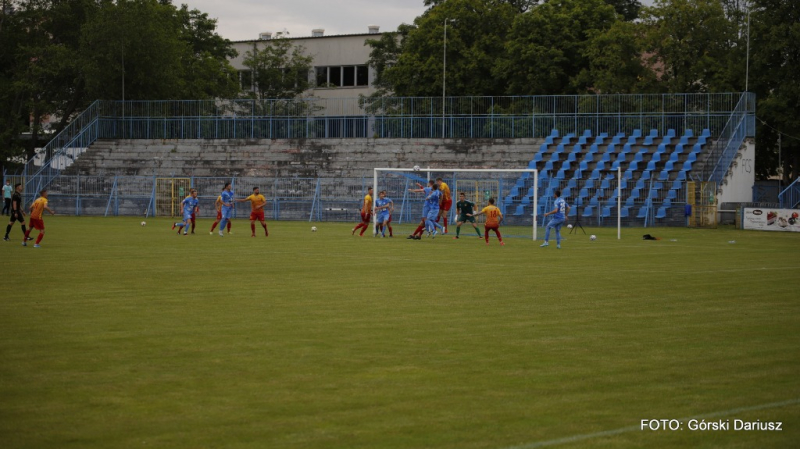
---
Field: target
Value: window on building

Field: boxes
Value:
[240,70,253,91]
[314,65,369,88]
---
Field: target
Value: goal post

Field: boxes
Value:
[373,168,539,240]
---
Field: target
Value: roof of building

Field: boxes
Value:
[230,32,386,44]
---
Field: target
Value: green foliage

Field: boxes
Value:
[0,0,238,167]
[241,34,313,100]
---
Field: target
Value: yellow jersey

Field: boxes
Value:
[215,195,223,211]
[30,197,48,220]
[363,194,373,214]
[481,205,503,226]
[439,182,451,202]
[245,194,267,211]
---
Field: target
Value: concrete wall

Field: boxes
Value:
[64,138,543,179]
[718,139,756,205]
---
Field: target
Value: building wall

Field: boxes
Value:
[229,33,382,100]
[718,139,756,205]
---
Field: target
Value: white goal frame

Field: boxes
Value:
[373,168,539,240]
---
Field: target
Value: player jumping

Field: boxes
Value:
[473,197,504,246]
[237,186,268,237]
[436,177,452,234]
[453,192,483,239]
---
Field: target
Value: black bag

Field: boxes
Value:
[642,234,658,240]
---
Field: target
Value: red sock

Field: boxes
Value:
[36,233,44,244]
[388,225,393,237]
[251,223,256,235]
[262,222,268,236]
[359,225,368,236]
[413,223,425,236]
[484,229,489,243]
[227,221,231,232]
[191,220,196,232]
[24,229,31,241]
[495,229,502,242]
[210,221,218,232]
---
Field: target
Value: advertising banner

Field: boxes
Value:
[743,208,800,232]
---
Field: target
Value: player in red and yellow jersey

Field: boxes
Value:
[209,194,232,234]
[473,197,504,246]
[436,178,452,233]
[236,186,268,237]
[23,189,55,247]
[351,187,373,237]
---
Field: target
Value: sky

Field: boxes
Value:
[176,0,430,42]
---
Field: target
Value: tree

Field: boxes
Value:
[581,21,656,94]
[368,0,517,97]
[639,0,737,93]
[500,0,618,95]
[748,0,800,182]
[241,34,313,100]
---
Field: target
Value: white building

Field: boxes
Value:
[228,26,383,100]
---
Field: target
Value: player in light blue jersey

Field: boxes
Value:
[424,183,443,237]
[218,182,235,237]
[374,190,393,237]
[541,189,570,249]
[172,189,199,235]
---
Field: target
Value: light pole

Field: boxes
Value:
[745,2,750,92]
[442,18,452,139]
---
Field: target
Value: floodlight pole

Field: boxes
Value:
[745,4,750,92]
[617,166,621,240]
[442,19,446,139]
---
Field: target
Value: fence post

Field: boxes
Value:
[76,174,80,216]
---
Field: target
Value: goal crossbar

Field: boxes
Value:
[373,168,539,240]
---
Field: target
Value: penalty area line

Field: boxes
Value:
[503,398,800,449]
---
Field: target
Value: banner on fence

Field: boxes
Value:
[742,208,800,232]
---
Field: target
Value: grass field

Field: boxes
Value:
[2,217,799,448]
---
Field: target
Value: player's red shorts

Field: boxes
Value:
[441,199,453,212]
[360,212,370,223]
[484,224,499,231]
[250,210,265,222]
[216,210,222,220]
[29,218,45,230]
[191,212,196,221]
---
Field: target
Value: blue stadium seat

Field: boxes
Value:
[589,169,601,180]
[600,178,610,189]
[676,170,687,181]
[582,206,594,217]
[640,170,651,181]
[658,170,670,181]
[666,189,678,200]
[620,207,630,218]
[601,207,612,218]
[684,129,694,138]
[624,196,636,207]
[567,178,578,188]
[666,129,676,138]
[655,206,668,219]
[701,129,711,138]
[637,206,649,218]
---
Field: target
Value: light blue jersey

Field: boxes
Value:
[220,190,234,219]
[553,197,568,220]
[376,197,392,223]
[182,196,198,220]
[425,189,441,210]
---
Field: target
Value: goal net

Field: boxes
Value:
[372,168,539,239]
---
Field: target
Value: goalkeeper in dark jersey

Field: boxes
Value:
[453,192,482,239]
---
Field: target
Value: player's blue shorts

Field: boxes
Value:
[547,217,565,229]
[422,204,431,218]
[221,207,233,220]
[182,210,193,221]
[377,213,390,224]
[426,208,440,221]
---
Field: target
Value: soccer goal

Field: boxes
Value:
[373,168,539,240]
[373,167,623,241]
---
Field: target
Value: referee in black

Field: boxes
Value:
[4,184,31,241]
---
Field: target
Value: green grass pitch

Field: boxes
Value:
[2,217,799,448]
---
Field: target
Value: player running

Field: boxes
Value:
[209,194,232,234]
[172,189,199,235]
[23,189,55,248]
[218,183,235,237]
[374,190,393,237]
[453,192,483,239]
[541,189,570,249]
[473,197,504,246]
[436,177,452,234]
[4,183,32,242]
[351,187,373,237]
[237,186,268,237]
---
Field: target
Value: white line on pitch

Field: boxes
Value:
[503,398,800,449]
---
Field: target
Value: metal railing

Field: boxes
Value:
[778,178,800,209]
[705,92,756,183]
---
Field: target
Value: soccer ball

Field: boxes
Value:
[311,226,317,232]
[567,224,573,229]
[413,165,421,172]
[141,221,146,227]
[590,235,597,241]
